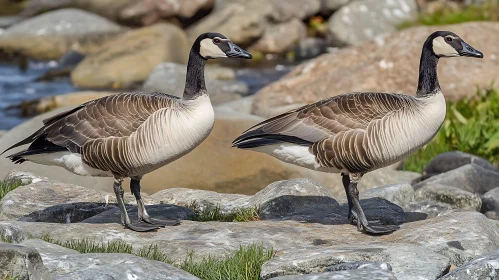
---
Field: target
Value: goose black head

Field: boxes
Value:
[426,31,483,59]
[193,32,252,60]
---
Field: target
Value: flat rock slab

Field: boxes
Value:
[20,239,199,280]
[271,269,396,280]
[0,212,496,268]
[261,243,450,280]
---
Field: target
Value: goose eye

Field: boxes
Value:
[213,38,221,44]
[445,37,453,42]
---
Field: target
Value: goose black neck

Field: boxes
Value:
[183,50,207,100]
[416,44,440,97]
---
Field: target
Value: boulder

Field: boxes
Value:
[187,0,276,46]
[250,18,307,54]
[321,0,352,12]
[0,9,123,60]
[271,269,396,280]
[82,204,192,224]
[481,187,499,215]
[415,184,482,211]
[119,0,215,26]
[261,244,449,280]
[357,183,415,208]
[19,239,200,280]
[422,151,498,180]
[251,22,499,116]
[270,0,321,22]
[21,0,133,22]
[404,200,453,219]
[71,23,189,89]
[339,198,407,225]
[414,164,499,195]
[0,242,50,280]
[327,0,418,46]
[215,96,254,115]
[143,63,248,104]
[440,250,499,280]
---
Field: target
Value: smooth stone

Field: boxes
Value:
[0,242,50,280]
[271,269,396,280]
[270,0,321,22]
[215,96,254,115]
[0,8,123,60]
[81,204,193,224]
[481,187,499,218]
[414,164,499,195]
[250,18,306,54]
[327,0,418,46]
[356,183,415,208]
[440,250,499,279]
[71,23,189,89]
[340,198,407,225]
[261,243,449,280]
[422,151,498,180]
[415,184,482,211]
[322,0,352,12]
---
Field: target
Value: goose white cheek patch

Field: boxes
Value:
[200,39,227,59]
[432,36,459,57]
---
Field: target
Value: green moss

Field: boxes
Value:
[189,203,261,223]
[399,2,499,29]
[404,86,499,172]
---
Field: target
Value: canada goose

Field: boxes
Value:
[3,33,252,232]
[233,31,483,234]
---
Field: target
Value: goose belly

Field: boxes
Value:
[25,152,113,177]
[367,93,446,168]
[251,144,342,173]
[127,95,215,175]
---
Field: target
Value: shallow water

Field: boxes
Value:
[0,61,75,130]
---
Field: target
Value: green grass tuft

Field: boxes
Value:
[189,203,261,223]
[0,231,14,244]
[399,2,499,29]
[404,86,499,172]
[0,179,23,200]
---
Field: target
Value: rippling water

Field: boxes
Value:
[0,61,75,130]
[0,60,293,130]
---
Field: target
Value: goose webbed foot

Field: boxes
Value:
[125,221,162,232]
[361,221,400,234]
[131,177,181,228]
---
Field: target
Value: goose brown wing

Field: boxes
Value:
[3,92,178,155]
[232,92,415,148]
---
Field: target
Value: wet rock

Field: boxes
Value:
[440,250,499,280]
[0,9,123,60]
[252,22,498,116]
[82,204,193,224]
[340,198,407,226]
[481,187,499,216]
[0,172,142,223]
[251,18,307,54]
[271,269,396,280]
[414,164,499,195]
[119,0,215,26]
[35,51,86,82]
[20,239,200,280]
[328,0,418,46]
[71,23,189,89]
[0,242,50,280]
[143,62,248,104]
[261,243,450,280]
[187,0,275,46]
[271,0,321,22]
[415,184,482,211]
[422,151,498,180]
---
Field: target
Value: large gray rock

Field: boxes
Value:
[271,0,321,22]
[327,0,418,46]
[415,184,482,211]
[251,18,307,54]
[414,164,499,195]
[357,183,415,208]
[82,204,192,224]
[143,62,248,104]
[0,8,123,60]
[322,0,352,12]
[261,243,450,280]
[340,198,407,226]
[0,211,495,267]
[482,187,499,213]
[187,0,276,46]
[440,250,499,279]
[19,239,200,280]
[0,242,50,280]
[215,96,254,115]
[271,269,396,280]
[422,151,498,180]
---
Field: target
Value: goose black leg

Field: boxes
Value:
[346,173,399,234]
[341,173,358,224]
[113,178,161,232]
[130,177,180,227]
